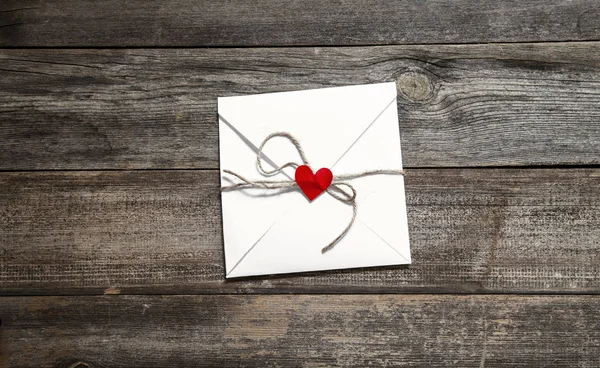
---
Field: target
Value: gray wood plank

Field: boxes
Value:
[1,168,599,295]
[1,0,600,46]
[1,43,600,170]
[2,294,600,367]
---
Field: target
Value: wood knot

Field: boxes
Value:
[396,72,433,102]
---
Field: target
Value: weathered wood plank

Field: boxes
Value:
[2,294,600,367]
[1,168,598,295]
[1,43,600,170]
[1,0,600,46]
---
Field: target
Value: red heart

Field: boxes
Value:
[295,165,333,201]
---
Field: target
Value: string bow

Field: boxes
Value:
[221,132,404,253]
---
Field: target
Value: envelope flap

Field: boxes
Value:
[226,193,410,278]
[218,83,398,173]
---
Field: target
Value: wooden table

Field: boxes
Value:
[1,1,600,367]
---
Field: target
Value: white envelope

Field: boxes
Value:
[218,82,411,278]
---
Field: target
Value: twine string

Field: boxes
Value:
[221,132,404,253]
[256,132,308,175]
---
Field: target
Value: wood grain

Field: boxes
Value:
[1,168,598,295]
[1,43,600,171]
[2,0,599,365]
[1,0,600,47]
[2,294,600,367]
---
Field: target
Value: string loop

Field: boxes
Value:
[256,132,308,176]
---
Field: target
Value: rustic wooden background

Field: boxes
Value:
[1,1,600,367]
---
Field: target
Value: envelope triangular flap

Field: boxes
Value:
[330,98,411,263]
[219,110,304,274]
[218,83,398,174]
[226,194,406,278]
